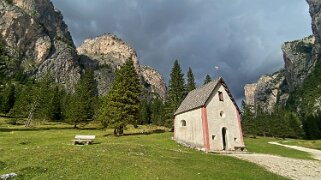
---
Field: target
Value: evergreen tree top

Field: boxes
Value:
[203,74,212,85]
[187,67,196,92]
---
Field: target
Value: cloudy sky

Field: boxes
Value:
[51,0,312,102]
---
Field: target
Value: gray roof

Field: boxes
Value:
[174,77,240,115]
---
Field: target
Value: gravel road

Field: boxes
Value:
[228,143,321,180]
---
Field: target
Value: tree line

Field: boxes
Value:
[241,101,321,140]
[1,41,214,136]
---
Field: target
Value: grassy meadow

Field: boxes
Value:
[0,117,309,179]
[244,137,314,160]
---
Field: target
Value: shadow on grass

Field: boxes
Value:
[104,129,166,137]
[0,126,102,132]
[73,142,102,146]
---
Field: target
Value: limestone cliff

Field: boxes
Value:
[77,34,167,99]
[140,65,167,100]
[244,71,288,113]
[282,36,316,91]
[0,0,80,87]
[308,0,321,44]
[77,34,139,70]
[244,0,321,114]
[0,0,167,98]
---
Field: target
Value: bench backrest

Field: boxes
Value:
[75,135,96,140]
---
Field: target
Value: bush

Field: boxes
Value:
[6,118,17,125]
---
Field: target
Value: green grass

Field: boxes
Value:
[278,139,321,150]
[244,137,314,160]
[0,122,286,179]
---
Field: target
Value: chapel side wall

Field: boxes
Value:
[174,108,204,149]
[206,84,244,151]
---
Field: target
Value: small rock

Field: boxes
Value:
[0,173,17,180]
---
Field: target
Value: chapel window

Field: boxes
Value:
[218,91,224,101]
[181,120,186,127]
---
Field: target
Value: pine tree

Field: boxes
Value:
[150,97,165,125]
[186,67,196,92]
[139,100,151,124]
[9,83,35,118]
[203,74,212,85]
[0,43,8,85]
[35,73,56,120]
[241,100,255,136]
[168,60,185,110]
[66,69,98,128]
[167,60,186,129]
[0,84,15,114]
[98,60,142,136]
[51,86,63,120]
[8,73,62,126]
[303,114,321,139]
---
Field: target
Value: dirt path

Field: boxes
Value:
[229,153,321,180]
[228,143,321,180]
[268,142,321,161]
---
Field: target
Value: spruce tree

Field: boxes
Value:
[150,97,165,125]
[9,73,63,125]
[66,69,98,128]
[9,83,35,118]
[35,73,56,120]
[203,74,212,85]
[0,60,5,85]
[168,60,185,110]
[303,114,321,139]
[166,60,186,129]
[98,60,142,136]
[0,43,8,85]
[139,100,151,124]
[186,67,196,92]
[0,84,15,114]
[241,101,255,136]
[51,86,63,120]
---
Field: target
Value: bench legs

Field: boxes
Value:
[73,140,93,145]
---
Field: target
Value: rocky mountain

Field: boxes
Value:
[0,0,167,99]
[77,34,140,71]
[77,34,167,99]
[244,71,288,114]
[0,0,80,88]
[244,0,321,115]
[140,65,167,100]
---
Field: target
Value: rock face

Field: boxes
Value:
[78,34,139,70]
[0,0,167,98]
[244,71,288,113]
[307,0,321,44]
[140,65,167,100]
[282,36,316,91]
[244,0,321,114]
[0,0,80,87]
[244,84,256,108]
[77,34,167,99]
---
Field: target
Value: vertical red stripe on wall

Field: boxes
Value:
[173,116,176,138]
[201,106,210,152]
[236,109,244,145]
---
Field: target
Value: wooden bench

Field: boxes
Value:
[73,135,96,145]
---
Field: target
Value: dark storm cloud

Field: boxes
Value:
[52,0,311,102]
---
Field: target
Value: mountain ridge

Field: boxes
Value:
[0,0,167,99]
[244,0,321,115]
